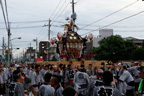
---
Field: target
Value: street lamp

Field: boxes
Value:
[8,37,21,66]
[10,37,21,41]
[33,38,38,63]
[33,38,38,52]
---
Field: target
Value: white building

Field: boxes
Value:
[0,49,2,55]
[93,29,113,47]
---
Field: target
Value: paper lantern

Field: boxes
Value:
[88,34,93,40]
[44,49,48,54]
[69,54,72,58]
[57,33,62,40]
[51,38,54,44]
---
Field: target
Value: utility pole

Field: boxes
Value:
[2,37,4,56]
[11,44,13,63]
[36,38,38,51]
[8,28,11,67]
[23,49,25,62]
[47,19,51,61]
[72,0,75,14]
[48,19,51,41]
[2,37,5,64]
[33,38,38,63]
[35,38,38,63]
[71,0,77,31]
[33,38,38,52]
[30,43,31,63]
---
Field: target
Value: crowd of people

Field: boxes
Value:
[0,60,144,96]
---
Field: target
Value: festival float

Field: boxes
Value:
[51,19,93,61]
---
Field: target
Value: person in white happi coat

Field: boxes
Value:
[74,65,89,96]
[31,65,44,96]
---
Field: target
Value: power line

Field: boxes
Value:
[0,25,45,29]
[36,27,47,38]
[114,30,144,32]
[81,10,144,36]
[0,20,85,27]
[4,0,9,28]
[0,24,62,29]
[10,19,144,28]
[52,1,70,22]
[51,1,70,33]
[37,0,63,39]
[49,0,62,19]
[0,0,8,31]
[76,0,86,6]
[79,0,139,30]
[50,0,70,40]
[51,0,67,21]
[2,23,144,31]
[3,20,49,24]
[12,41,32,43]
[0,20,64,24]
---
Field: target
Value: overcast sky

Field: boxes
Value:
[1,0,144,57]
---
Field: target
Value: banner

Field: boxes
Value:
[36,58,43,63]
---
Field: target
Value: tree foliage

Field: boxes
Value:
[142,40,144,48]
[131,48,144,60]
[93,35,136,61]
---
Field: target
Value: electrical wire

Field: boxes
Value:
[81,10,144,36]
[0,25,45,29]
[0,24,63,29]
[49,0,62,19]
[0,0,8,31]
[52,1,70,22]
[0,20,86,27]
[38,28,48,39]
[76,0,86,6]
[4,0,9,28]
[50,1,70,37]
[79,0,139,30]
[114,30,144,32]
[36,24,47,34]
[34,0,65,40]
[51,0,67,21]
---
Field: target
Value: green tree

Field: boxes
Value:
[93,35,136,61]
[131,48,144,60]
[142,40,144,48]
[51,56,58,61]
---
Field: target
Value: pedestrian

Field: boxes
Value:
[9,70,27,96]
[86,64,94,76]
[65,64,76,87]
[7,67,13,84]
[0,65,4,95]
[51,65,63,76]
[62,86,77,96]
[88,69,103,96]
[40,65,47,78]
[39,73,55,96]
[74,64,89,96]
[26,64,32,77]
[50,75,63,96]
[138,66,144,95]
[127,61,141,95]
[119,66,135,96]
[31,65,44,96]
[92,71,122,96]
[22,64,27,73]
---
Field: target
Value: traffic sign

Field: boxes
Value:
[5,50,9,54]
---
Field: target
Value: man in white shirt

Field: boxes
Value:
[39,73,55,96]
[119,66,135,96]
